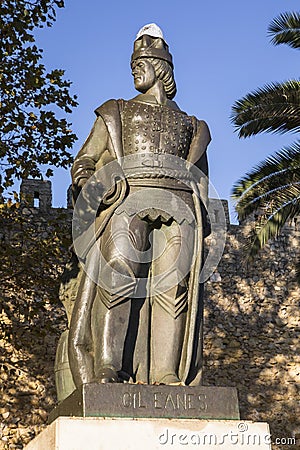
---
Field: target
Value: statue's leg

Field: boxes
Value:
[92,294,131,382]
[150,219,194,385]
[92,213,150,383]
[68,246,99,388]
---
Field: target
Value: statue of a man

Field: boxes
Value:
[67,24,211,390]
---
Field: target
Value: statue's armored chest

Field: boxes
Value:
[121,100,194,158]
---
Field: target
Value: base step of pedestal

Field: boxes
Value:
[25,417,271,449]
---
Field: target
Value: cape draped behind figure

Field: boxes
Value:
[54,23,211,402]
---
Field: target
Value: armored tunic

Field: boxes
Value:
[121,99,194,158]
[118,99,197,196]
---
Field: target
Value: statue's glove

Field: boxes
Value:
[72,157,95,188]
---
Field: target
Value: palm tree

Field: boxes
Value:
[231,11,300,282]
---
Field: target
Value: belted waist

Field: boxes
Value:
[122,153,194,186]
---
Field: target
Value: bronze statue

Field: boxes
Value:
[56,24,211,399]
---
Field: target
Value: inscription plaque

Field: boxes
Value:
[48,383,239,424]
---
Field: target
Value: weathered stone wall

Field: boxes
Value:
[0,181,299,449]
[0,190,72,449]
[204,223,300,447]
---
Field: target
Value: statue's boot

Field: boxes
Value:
[91,295,131,383]
[150,300,186,385]
[97,367,119,383]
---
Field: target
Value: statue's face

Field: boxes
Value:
[131,59,156,92]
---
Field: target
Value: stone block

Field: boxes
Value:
[48,383,240,423]
[25,417,272,449]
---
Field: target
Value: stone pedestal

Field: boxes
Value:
[26,385,271,449]
[48,383,240,423]
[25,417,271,449]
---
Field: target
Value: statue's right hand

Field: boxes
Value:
[74,177,105,223]
[80,177,106,211]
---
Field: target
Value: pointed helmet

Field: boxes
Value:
[131,23,173,67]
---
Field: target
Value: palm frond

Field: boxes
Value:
[237,181,300,221]
[268,11,300,49]
[231,80,300,138]
[234,167,300,206]
[245,197,300,257]
[232,142,300,199]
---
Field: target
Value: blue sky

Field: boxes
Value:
[35,0,299,221]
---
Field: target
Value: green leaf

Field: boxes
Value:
[268,11,300,49]
[231,80,300,138]
[0,0,78,194]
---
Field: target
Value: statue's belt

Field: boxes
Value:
[122,153,194,188]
